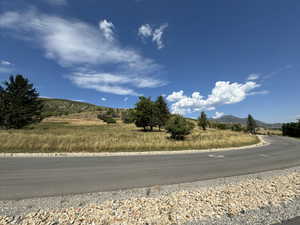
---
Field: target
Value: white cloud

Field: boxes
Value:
[247,73,260,81]
[138,24,152,38]
[0,60,13,73]
[247,90,269,96]
[101,97,107,101]
[44,0,67,6]
[123,97,129,102]
[167,81,260,115]
[213,112,224,119]
[99,19,115,42]
[152,24,168,49]
[296,115,300,119]
[138,23,168,49]
[1,60,11,65]
[0,10,165,95]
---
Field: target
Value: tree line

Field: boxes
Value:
[1,75,259,140]
[282,120,300,137]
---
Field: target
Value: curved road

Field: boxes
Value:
[0,136,299,201]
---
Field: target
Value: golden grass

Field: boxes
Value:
[0,120,259,153]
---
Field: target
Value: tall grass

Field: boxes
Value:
[0,121,258,153]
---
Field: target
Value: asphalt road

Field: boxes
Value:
[0,136,299,201]
[275,217,300,225]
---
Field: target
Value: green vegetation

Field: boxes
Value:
[0,119,259,153]
[41,98,104,117]
[165,115,195,140]
[134,96,170,131]
[282,120,300,138]
[247,114,257,134]
[198,112,208,131]
[97,113,117,124]
[0,75,43,129]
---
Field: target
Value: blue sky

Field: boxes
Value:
[0,0,299,123]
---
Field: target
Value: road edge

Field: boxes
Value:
[0,135,269,158]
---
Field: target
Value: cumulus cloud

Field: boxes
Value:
[138,24,152,38]
[101,97,107,101]
[213,112,224,119]
[0,10,165,95]
[99,19,115,42]
[138,23,168,49]
[247,73,260,81]
[167,81,260,115]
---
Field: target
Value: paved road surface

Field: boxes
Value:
[0,136,299,200]
[275,217,300,225]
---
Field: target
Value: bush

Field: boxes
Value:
[97,113,116,124]
[165,115,195,140]
[231,123,243,132]
[121,109,136,124]
[103,117,116,124]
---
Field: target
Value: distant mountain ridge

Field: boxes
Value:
[210,115,282,129]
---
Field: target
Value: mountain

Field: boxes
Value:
[40,98,111,117]
[210,115,282,129]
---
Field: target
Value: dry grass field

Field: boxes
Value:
[0,114,259,153]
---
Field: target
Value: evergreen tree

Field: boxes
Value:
[155,96,170,131]
[134,96,158,131]
[247,114,257,134]
[0,75,43,129]
[165,115,195,140]
[198,111,208,131]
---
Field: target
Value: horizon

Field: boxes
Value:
[0,0,299,123]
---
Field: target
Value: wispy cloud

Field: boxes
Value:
[262,65,292,81]
[138,23,168,49]
[247,73,260,81]
[0,60,14,74]
[167,81,261,115]
[0,10,166,95]
[123,97,129,102]
[101,97,107,101]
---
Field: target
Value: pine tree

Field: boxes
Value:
[165,115,195,140]
[155,96,170,131]
[0,75,43,129]
[198,111,208,131]
[247,114,257,134]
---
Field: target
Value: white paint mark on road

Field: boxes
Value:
[208,154,225,159]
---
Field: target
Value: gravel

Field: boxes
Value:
[0,166,299,225]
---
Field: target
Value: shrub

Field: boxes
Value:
[165,115,195,140]
[103,117,116,124]
[231,123,243,132]
[97,113,116,124]
[121,109,136,124]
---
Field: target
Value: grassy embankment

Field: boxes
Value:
[0,113,259,153]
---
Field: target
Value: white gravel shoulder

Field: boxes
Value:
[0,135,267,158]
[1,166,299,225]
